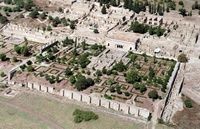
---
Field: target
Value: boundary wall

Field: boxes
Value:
[16,82,150,119]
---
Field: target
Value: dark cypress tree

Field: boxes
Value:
[128,0,133,10]
[124,0,129,9]
[149,4,152,13]
[101,5,107,14]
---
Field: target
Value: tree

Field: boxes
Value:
[58,7,63,12]
[12,56,18,62]
[101,5,107,14]
[40,12,46,19]
[125,70,141,84]
[178,53,187,62]
[0,53,6,61]
[13,6,21,12]
[64,68,73,76]
[29,9,39,19]
[179,1,184,6]
[26,60,32,65]
[75,77,89,91]
[113,60,127,72]
[69,75,76,84]
[124,92,130,96]
[149,26,154,35]
[184,100,192,108]
[93,29,99,34]
[156,26,162,37]
[109,87,115,92]
[148,90,158,99]
[81,41,86,50]
[47,26,52,31]
[61,18,68,26]
[70,21,75,30]
[48,16,53,21]
[179,8,187,16]
[140,84,147,93]
[24,0,35,11]
[0,15,8,24]
[102,67,107,74]
[96,70,102,76]
[87,78,94,86]
[149,66,155,79]
[134,82,140,90]
[56,75,60,83]
[0,71,6,77]
[124,0,129,9]
[27,65,35,72]
[20,45,29,56]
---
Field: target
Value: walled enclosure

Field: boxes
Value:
[25,82,150,119]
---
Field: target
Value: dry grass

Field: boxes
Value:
[10,92,144,129]
[156,124,174,129]
[172,96,200,129]
[0,100,49,129]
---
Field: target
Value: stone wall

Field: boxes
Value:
[105,38,136,52]
[60,89,150,119]
[8,57,35,81]
[160,62,180,118]
[27,82,54,94]
[19,82,149,119]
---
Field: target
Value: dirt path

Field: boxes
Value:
[0,100,64,129]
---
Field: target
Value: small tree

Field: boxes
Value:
[64,67,73,76]
[109,87,115,93]
[184,100,192,108]
[58,7,63,12]
[179,8,187,16]
[93,29,99,34]
[140,84,147,93]
[70,21,75,30]
[124,92,130,96]
[101,5,107,14]
[0,53,6,61]
[179,1,184,6]
[149,66,155,79]
[0,72,6,77]
[27,65,35,72]
[47,26,52,31]
[87,78,94,86]
[96,70,102,76]
[69,75,76,84]
[148,90,158,100]
[12,56,18,62]
[26,60,32,65]
[178,53,187,62]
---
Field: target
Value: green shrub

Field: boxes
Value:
[104,94,112,100]
[184,100,192,108]
[109,87,115,93]
[0,72,6,77]
[124,92,130,96]
[73,109,98,123]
